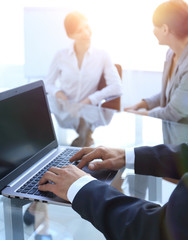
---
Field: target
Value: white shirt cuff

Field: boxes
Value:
[125,147,135,169]
[121,147,135,179]
[67,175,96,203]
[67,148,135,202]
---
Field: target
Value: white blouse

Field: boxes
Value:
[45,44,122,105]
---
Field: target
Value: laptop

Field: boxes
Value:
[0,80,117,205]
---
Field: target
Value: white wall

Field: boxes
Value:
[0,65,26,89]
[0,1,164,105]
[23,4,168,79]
[24,7,73,79]
[122,70,162,108]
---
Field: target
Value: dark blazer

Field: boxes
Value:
[72,144,188,240]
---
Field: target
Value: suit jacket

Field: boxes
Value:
[144,44,188,123]
[72,144,188,240]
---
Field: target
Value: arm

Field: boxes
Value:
[143,93,161,110]
[39,165,167,240]
[71,144,187,240]
[124,95,160,116]
[124,99,149,111]
[72,179,168,240]
[73,171,188,240]
[79,97,92,105]
[70,146,126,171]
[148,72,188,121]
[135,143,188,179]
[88,53,122,105]
[45,51,63,97]
[39,144,188,240]
[69,144,188,179]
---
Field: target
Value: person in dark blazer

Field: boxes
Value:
[39,143,188,240]
[124,0,188,124]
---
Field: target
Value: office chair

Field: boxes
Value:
[98,64,122,111]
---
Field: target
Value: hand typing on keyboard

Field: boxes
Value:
[69,146,125,171]
[38,165,88,201]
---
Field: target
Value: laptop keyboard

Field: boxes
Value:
[16,148,79,198]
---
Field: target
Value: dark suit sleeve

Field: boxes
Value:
[72,173,188,240]
[72,143,188,240]
[72,180,168,240]
[135,143,188,179]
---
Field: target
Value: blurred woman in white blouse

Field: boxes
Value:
[45,11,122,106]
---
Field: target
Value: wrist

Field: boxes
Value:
[67,176,96,203]
[136,100,147,110]
[141,100,148,109]
[124,147,135,169]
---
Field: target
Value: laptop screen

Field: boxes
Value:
[0,83,56,181]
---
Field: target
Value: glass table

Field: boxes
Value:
[1,99,188,240]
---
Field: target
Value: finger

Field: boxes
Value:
[69,147,93,162]
[38,182,56,193]
[77,149,104,169]
[39,171,58,185]
[49,166,64,175]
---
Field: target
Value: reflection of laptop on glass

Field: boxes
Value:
[1,80,117,205]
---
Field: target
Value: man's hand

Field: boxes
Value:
[38,165,88,201]
[70,146,125,171]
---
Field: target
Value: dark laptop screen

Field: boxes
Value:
[0,85,55,180]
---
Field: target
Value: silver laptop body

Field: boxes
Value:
[0,80,116,205]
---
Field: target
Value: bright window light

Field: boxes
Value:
[0,0,188,71]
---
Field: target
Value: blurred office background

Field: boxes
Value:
[1,0,186,107]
